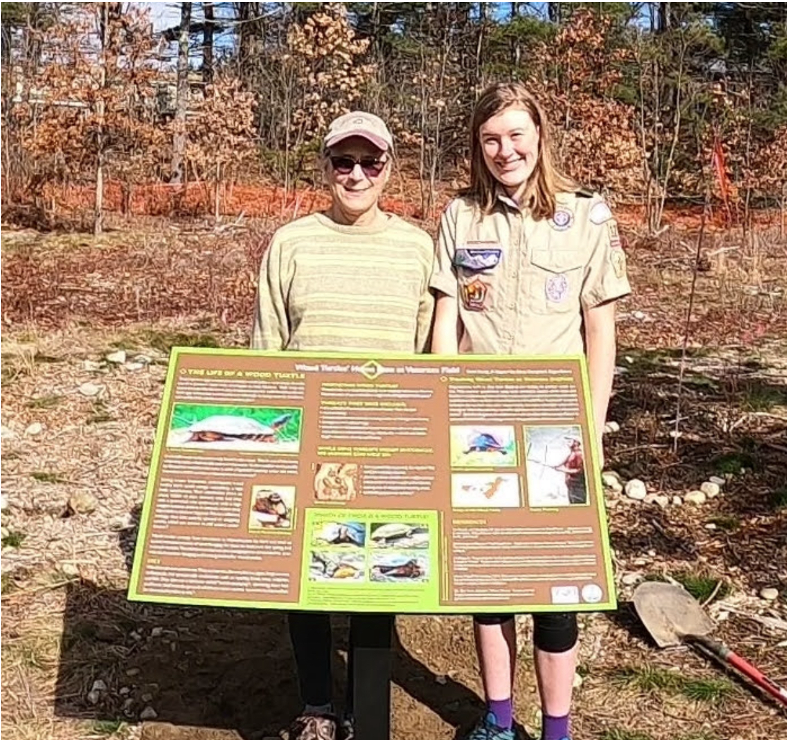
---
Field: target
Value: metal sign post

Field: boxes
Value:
[351,614,393,739]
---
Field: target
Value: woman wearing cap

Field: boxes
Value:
[430,82,631,740]
[251,111,434,740]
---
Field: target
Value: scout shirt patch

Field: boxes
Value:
[461,278,488,311]
[549,209,574,231]
[589,201,613,225]
[454,247,502,271]
[607,221,622,249]
[545,273,569,303]
[610,249,626,279]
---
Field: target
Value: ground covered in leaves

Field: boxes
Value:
[1,210,786,740]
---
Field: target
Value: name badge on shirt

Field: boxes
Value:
[454,247,502,271]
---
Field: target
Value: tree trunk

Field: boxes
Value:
[235,2,262,84]
[742,62,755,234]
[475,2,486,87]
[171,2,191,184]
[654,43,686,232]
[203,1,214,85]
[94,151,104,235]
[511,2,521,68]
[214,165,221,224]
[94,2,109,236]
[657,2,671,33]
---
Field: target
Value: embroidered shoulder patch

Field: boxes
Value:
[589,201,613,225]
[607,221,622,249]
[610,249,626,279]
[549,209,574,231]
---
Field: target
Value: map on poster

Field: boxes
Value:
[128,349,617,613]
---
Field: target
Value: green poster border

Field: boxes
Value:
[578,356,618,611]
[127,347,181,598]
[127,346,617,612]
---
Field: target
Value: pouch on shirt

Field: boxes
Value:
[453,247,502,271]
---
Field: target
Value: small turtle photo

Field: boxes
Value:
[311,520,366,548]
[166,404,303,453]
[370,554,429,583]
[449,425,518,468]
[369,522,430,549]
[249,485,295,530]
[309,551,366,582]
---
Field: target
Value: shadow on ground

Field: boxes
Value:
[53,498,516,739]
[58,502,491,739]
[53,578,487,739]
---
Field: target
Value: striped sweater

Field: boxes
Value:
[251,212,435,353]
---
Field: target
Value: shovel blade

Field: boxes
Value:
[632,581,716,649]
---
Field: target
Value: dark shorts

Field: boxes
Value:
[472,612,579,653]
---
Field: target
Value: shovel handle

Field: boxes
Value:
[690,634,787,707]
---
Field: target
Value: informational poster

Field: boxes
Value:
[128,349,617,613]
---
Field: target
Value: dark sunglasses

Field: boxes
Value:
[329,155,388,177]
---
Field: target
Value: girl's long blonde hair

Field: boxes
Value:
[461,82,578,220]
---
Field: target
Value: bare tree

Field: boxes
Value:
[94,2,110,234]
[14,3,161,230]
[171,2,191,184]
[203,2,214,85]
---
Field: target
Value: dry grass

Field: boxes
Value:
[619,225,787,349]
[1,218,785,740]
[1,221,273,332]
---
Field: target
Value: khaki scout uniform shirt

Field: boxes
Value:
[429,191,631,356]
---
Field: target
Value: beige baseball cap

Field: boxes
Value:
[323,111,393,152]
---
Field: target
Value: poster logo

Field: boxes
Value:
[551,585,580,604]
[582,583,603,603]
[359,360,385,380]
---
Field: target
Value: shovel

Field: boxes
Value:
[632,581,787,707]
